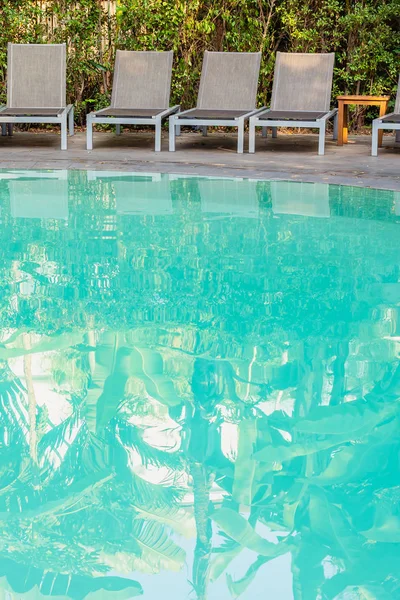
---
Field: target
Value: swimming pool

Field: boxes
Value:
[0,170,399,599]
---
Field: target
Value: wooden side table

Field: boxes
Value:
[337,95,390,146]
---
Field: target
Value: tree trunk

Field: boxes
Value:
[23,334,38,464]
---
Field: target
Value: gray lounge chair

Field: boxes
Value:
[371,75,400,156]
[0,43,74,150]
[169,51,261,154]
[86,50,178,152]
[249,52,337,155]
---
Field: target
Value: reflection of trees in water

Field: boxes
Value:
[0,172,399,597]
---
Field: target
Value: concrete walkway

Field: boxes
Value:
[0,130,399,190]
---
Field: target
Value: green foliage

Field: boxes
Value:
[0,0,399,128]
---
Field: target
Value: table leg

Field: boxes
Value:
[343,104,348,144]
[337,101,344,146]
[378,102,387,147]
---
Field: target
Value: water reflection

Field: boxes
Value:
[0,170,399,599]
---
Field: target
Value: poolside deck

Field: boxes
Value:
[1,131,399,190]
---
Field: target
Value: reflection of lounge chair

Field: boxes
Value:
[0,170,68,181]
[199,178,259,218]
[9,172,69,219]
[271,181,330,218]
[395,192,400,216]
[372,75,400,156]
[113,179,172,215]
[87,171,161,182]
[249,52,337,155]
[86,51,178,152]
[169,51,261,154]
[0,44,74,150]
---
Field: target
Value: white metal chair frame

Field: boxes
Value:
[87,106,180,153]
[169,109,261,154]
[371,76,400,156]
[249,109,338,156]
[0,107,74,150]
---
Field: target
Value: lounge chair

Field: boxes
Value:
[371,75,400,156]
[0,43,74,150]
[249,52,337,155]
[86,50,178,152]
[169,51,261,154]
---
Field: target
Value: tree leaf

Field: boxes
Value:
[0,332,83,359]
[134,520,186,572]
[129,347,181,406]
[133,505,196,539]
[308,487,362,563]
[294,399,398,436]
[209,545,242,583]
[254,417,397,469]
[282,482,308,530]
[211,508,291,557]
[226,555,271,598]
[0,557,143,599]
[336,585,393,600]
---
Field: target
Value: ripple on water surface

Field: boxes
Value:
[0,170,400,600]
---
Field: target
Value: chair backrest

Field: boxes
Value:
[7,43,66,108]
[197,51,261,110]
[395,74,400,113]
[111,50,173,109]
[270,52,335,112]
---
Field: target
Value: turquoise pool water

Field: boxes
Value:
[0,170,399,600]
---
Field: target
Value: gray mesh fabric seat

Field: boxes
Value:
[371,75,400,156]
[86,51,178,152]
[169,51,261,154]
[249,52,337,155]
[0,43,74,150]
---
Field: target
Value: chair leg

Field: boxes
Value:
[176,124,181,137]
[155,120,162,152]
[333,112,338,140]
[371,121,379,156]
[87,117,93,150]
[249,119,256,154]
[237,119,244,154]
[1,124,6,136]
[201,126,207,137]
[318,124,326,156]
[272,127,278,139]
[61,117,68,150]
[169,116,176,151]
[68,107,74,136]
[262,127,267,138]
[116,124,121,136]
[395,130,400,143]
